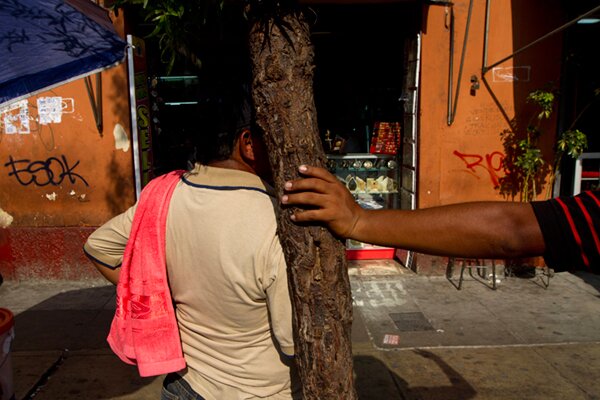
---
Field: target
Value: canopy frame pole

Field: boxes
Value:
[127,35,142,200]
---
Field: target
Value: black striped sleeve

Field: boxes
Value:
[531,191,600,272]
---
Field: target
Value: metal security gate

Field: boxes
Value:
[400,33,420,211]
[397,33,420,270]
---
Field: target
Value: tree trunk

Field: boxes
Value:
[248,11,357,400]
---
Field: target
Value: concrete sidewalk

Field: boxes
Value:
[2,262,600,399]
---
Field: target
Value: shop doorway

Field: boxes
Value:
[310,3,422,211]
[135,2,423,204]
[557,1,600,194]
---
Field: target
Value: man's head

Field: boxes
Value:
[230,126,271,179]
[191,85,272,180]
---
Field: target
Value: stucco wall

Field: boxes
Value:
[0,67,134,226]
[0,10,134,279]
[419,0,563,208]
[410,0,564,273]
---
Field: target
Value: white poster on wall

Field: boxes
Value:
[1,100,30,134]
[37,97,75,125]
[492,66,531,82]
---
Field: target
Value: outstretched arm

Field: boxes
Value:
[282,165,545,259]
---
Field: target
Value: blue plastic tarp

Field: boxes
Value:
[0,0,127,108]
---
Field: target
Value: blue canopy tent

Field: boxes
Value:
[0,0,127,130]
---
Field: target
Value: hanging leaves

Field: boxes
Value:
[111,0,227,73]
[527,89,555,120]
[557,129,588,159]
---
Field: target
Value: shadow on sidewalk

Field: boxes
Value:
[572,271,600,295]
[354,351,477,400]
[12,285,480,399]
[12,286,116,352]
[12,286,163,399]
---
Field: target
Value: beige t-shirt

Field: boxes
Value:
[84,165,299,400]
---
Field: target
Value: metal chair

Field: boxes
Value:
[446,258,500,290]
[505,263,553,289]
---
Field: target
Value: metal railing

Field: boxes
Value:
[573,152,600,195]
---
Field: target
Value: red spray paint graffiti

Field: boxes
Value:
[453,150,505,188]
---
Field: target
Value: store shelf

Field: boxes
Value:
[328,153,399,260]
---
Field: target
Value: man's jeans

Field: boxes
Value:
[161,373,206,400]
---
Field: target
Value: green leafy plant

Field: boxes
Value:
[544,86,599,197]
[546,128,588,198]
[499,90,555,202]
[500,87,592,201]
[112,0,226,73]
[527,89,554,120]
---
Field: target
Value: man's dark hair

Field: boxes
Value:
[191,83,256,165]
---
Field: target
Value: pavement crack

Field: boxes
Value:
[22,349,69,400]
[531,345,596,398]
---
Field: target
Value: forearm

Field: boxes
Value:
[90,261,120,285]
[351,202,545,259]
[83,206,134,286]
[83,243,122,285]
[283,166,546,260]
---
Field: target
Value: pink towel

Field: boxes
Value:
[107,170,186,377]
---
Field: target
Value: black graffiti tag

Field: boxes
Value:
[4,155,89,187]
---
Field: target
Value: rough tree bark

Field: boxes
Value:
[248,10,358,400]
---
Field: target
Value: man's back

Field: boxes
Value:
[165,165,296,399]
[84,87,300,398]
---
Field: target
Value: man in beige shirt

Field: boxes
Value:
[84,95,299,399]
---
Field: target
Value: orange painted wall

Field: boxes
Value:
[418,0,563,208]
[0,10,135,229]
[0,9,135,279]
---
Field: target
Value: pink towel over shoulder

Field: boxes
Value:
[107,170,186,377]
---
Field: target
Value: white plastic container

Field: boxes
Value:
[0,308,14,400]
